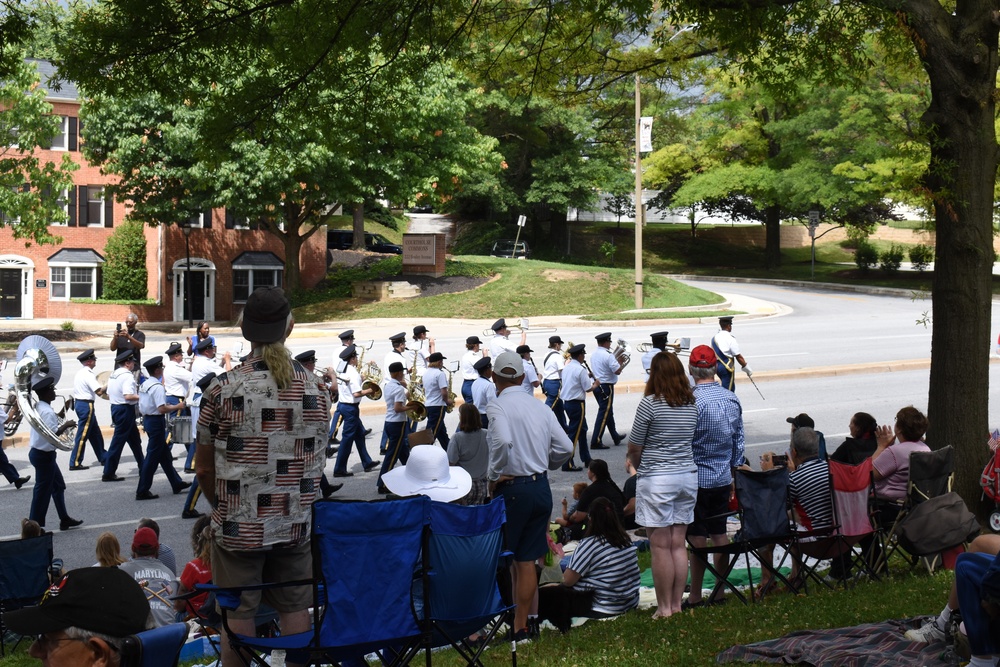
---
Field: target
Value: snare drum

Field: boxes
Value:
[170,416,193,444]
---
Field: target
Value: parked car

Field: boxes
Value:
[327,230,402,254]
[490,239,531,259]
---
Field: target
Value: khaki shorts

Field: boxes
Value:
[211,541,312,619]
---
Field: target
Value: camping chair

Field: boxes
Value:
[120,622,188,667]
[415,498,515,667]
[0,532,54,656]
[687,467,795,605]
[171,589,281,660]
[791,459,881,590]
[205,496,430,667]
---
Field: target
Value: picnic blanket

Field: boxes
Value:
[717,617,956,666]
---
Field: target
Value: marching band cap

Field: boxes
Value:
[689,345,717,368]
[77,349,96,362]
[786,413,815,429]
[491,318,507,332]
[32,376,55,393]
[568,343,586,356]
[719,316,734,325]
[295,350,316,364]
[516,345,532,355]
[651,331,669,341]
[196,372,217,391]
[115,349,135,364]
[466,335,482,345]
[549,335,563,345]
[494,351,525,379]
[428,352,445,362]
[595,332,612,342]
[389,362,405,374]
[339,330,355,340]
[473,357,492,372]
[413,325,428,336]
[239,354,249,363]
[165,342,183,356]
[389,332,406,343]
[339,344,358,360]
[196,338,216,352]
[241,286,291,344]
[142,356,163,371]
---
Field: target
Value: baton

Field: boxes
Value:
[746,374,765,400]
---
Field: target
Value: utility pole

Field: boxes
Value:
[634,74,644,310]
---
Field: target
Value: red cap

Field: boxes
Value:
[132,527,159,555]
[689,345,717,368]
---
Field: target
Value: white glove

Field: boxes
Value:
[742,365,753,377]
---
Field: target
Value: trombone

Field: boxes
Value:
[481,317,557,338]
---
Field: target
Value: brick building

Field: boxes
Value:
[0,60,326,324]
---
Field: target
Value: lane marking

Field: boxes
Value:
[0,514,179,541]
[753,352,809,359]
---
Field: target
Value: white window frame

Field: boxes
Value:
[85,186,105,227]
[49,261,102,301]
[49,189,69,226]
[232,266,284,303]
[49,115,69,151]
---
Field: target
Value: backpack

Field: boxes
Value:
[896,492,979,557]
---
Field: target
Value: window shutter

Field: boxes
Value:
[79,187,89,227]
[69,117,78,151]
[203,208,212,229]
[67,186,76,227]
[225,210,235,229]
[104,191,114,227]
[21,183,30,193]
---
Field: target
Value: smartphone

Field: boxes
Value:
[772,454,789,467]
[116,323,122,333]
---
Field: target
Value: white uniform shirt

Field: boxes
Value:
[191,354,225,391]
[332,344,349,372]
[422,367,448,407]
[383,350,408,379]
[162,359,192,398]
[541,350,564,382]
[411,343,429,377]
[383,378,407,423]
[460,350,484,380]
[0,404,6,443]
[29,400,59,452]
[713,329,741,358]
[521,360,539,393]
[338,365,363,405]
[73,366,102,401]
[560,360,591,401]
[590,346,619,385]
[641,346,665,375]
[486,386,573,480]
[139,377,167,417]
[471,376,495,415]
[108,368,138,405]
[490,334,516,358]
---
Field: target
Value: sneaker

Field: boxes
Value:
[904,620,945,644]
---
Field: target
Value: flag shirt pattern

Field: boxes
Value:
[199,352,329,551]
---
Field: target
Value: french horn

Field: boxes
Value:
[14,335,77,450]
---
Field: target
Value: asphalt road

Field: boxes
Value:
[2,279,997,571]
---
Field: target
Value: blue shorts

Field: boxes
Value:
[499,477,552,562]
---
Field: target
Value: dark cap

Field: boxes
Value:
[339,344,357,361]
[413,325,428,336]
[786,413,815,429]
[388,362,405,374]
[568,344,586,356]
[76,349,96,362]
[516,345,533,355]
[473,357,492,372]
[196,372,217,391]
[142,356,164,372]
[389,332,406,343]
[689,345,717,368]
[651,331,669,342]
[241,287,291,344]
[595,332,612,343]
[428,352,445,362]
[491,318,506,332]
[549,336,563,345]
[196,338,216,352]
[115,349,135,364]
[294,350,316,364]
[1,567,150,638]
[466,336,482,346]
[132,526,159,555]
[339,330,355,340]
[719,316,734,325]
[165,342,183,356]
[32,376,55,393]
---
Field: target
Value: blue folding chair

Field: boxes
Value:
[0,532,54,656]
[120,622,188,667]
[208,496,430,667]
[416,498,515,667]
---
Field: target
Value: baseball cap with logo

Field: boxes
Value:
[689,345,717,368]
[493,351,525,379]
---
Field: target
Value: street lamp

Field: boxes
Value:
[181,221,193,328]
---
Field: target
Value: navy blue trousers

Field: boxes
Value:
[104,404,144,477]
[590,384,620,446]
[563,399,589,470]
[138,415,184,495]
[423,406,449,449]
[70,400,106,467]
[378,420,410,491]
[542,379,567,430]
[333,403,373,474]
[28,448,70,527]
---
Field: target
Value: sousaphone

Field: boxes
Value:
[15,335,77,450]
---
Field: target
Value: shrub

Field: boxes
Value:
[102,219,148,300]
[854,240,879,273]
[879,244,905,273]
[364,200,401,231]
[908,244,934,271]
[844,223,873,249]
[452,221,508,255]
[60,321,74,331]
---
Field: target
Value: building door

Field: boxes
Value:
[0,269,21,318]
[182,271,206,322]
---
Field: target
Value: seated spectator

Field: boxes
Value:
[537,497,641,632]
[872,406,931,508]
[119,527,178,627]
[21,518,42,539]
[94,531,126,567]
[448,404,489,505]
[562,460,625,535]
[382,444,472,503]
[1,567,152,667]
[175,515,213,619]
[554,482,589,540]
[787,413,828,460]
[136,517,176,575]
[620,459,639,531]
[830,412,878,464]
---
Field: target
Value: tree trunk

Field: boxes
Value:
[351,202,365,250]
[689,208,696,239]
[763,205,781,268]
[913,4,999,523]
[282,217,305,293]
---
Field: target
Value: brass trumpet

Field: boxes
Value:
[613,338,632,370]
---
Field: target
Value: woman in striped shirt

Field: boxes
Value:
[627,352,699,619]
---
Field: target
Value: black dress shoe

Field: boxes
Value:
[182,509,204,519]
[102,475,125,482]
[322,483,344,499]
[364,460,382,472]
[563,465,583,472]
[364,428,372,436]
[377,486,390,495]
[14,476,30,489]
[329,437,340,445]
[60,518,83,531]
[591,444,610,450]
[69,465,90,471]
[326,446,339,458]
[333,471,354,478]
[184,468,196,474]
[136,491,159,500]
[173,481,193,494]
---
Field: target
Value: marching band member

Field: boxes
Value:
[541,336,568,430]
[102,350,144,482]
[69,349,107,470]
[712,316,752,392]
[641,331,669,376]
[136,356,188,500]
[332,345,380,478]
[421,352,451,449]
[517,345,540,395]
[27,376,82,531]
[471,357,495,429]
[410,325,434,377]
[460,335,487,404]
[590,332,624,449]
[489,318,526,357]
[376,362,412,494]
[561,344,599,472]
[163,342,194,471]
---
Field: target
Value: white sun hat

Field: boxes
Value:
[381,444,473,503]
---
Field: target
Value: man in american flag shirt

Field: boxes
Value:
[196,287,328,667]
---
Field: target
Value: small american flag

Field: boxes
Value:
[227,435,269,464]
[299,477,317,506]
[218,480,241,512]
[275,459,305,486]
[289,522,307,544]
[257,493,290,518]
[989,429,1000,452]
[221,520,264,550]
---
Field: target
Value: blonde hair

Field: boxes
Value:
[95,532,126,567]
[247,312,294,390]
[190,515,212,565]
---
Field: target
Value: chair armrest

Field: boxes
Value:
[195,580,313,610]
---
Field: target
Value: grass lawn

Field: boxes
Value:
[581,310,743,321]
[325,214,406,245]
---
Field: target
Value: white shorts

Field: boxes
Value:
[635,471,699,528]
